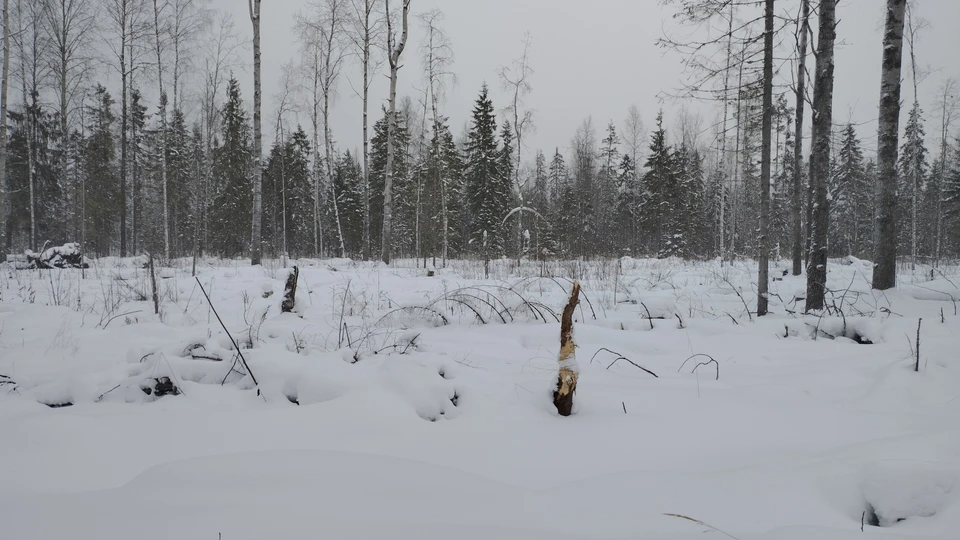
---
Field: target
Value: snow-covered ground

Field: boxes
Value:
[1,256,958,539]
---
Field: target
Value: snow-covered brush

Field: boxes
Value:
[0,374,18,394]
[195,277,261,397]
[589,347,658,378]
[678,354,720,381]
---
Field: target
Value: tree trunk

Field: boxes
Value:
[153,0,170,260]
[553,280,580,417]
[310,50,322,257]
[381,0,410,266]
[0,0,7,252]
[756,0,774,317]
[873,0,907,291]
[361,6,371,261]
[325,100,346,258]
[792,0,809,276]
[249,0,263,265]
[805,0,837,312]
[120,31,128,256]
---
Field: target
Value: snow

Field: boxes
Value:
[1,256,959,539]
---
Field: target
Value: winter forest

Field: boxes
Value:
[3,1,960,538]
[1,0,958,292]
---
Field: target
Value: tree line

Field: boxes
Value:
[0,0,958,309]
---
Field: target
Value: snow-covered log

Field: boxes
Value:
[24,243,88,269]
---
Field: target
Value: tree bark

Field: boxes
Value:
[792,0,809,276]
[553,280,580,417]
[0,0,7,252]
[805,0,837,312]
[281,266,299,313]
[249,0,263,265]
[872,0,907,291]
[153,0,170,260]
[757,0,774,317]
[380,0,410,265]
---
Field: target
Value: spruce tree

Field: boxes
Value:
[210,77,253,257]
[898,102,928,262]
[597,122,621,254]
[642,112,674,256]
[830,123,867,256]
[6,104,62,248]
[465,84,506,256]
[167,109,193,257]
[614,153,640,255]
[83,86,119,256]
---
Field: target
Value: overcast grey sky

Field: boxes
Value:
[212,0,960,160]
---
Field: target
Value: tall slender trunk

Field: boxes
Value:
[0,0,7,251]
[381,0,410,266]
[873,0,907,290]
[792,0,809,276]
[58,32,70,254]
[361,6,371,261]
[249,0,263,265]
[120,22,128,256]
[717,1,733,262]
[730,44,745,262]
[310,50,322,257]
[152,0,170,260]
[757,0,774,317]
[936,90,952,264]
[805,0,837,312]
[325,97,346,258]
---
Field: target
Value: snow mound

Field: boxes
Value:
[861,461,957,527]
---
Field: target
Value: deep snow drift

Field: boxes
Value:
[1,256,958,539]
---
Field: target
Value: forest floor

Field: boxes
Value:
[1,255,958,539]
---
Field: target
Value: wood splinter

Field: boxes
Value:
[554,280,581,416]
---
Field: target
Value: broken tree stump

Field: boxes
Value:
[553,280,581,416]
[282,266,299,313]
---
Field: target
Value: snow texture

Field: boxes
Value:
[1,255,958,539]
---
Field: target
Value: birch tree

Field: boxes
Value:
[151,0,170,259]
[102,0,147,255]
[380,0,410,265]
[43,0,97,251]
[419,9,455,264]
[790,0,809,276]
[934,78,958,264]
[873,0,907,291]
[756,0,773,317]
[346,0,384,261]
[498,32,534,262]
[903,2,928,269]
[303,0,348,258]
[805,0,837,312]
[0,0,10,250]
[248,0,262,265]
[12,0,49,251]
[198,12,241,255]
[167,0,208,115]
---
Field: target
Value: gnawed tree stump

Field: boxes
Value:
[281,266,299,313]
[554,280,581,416]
